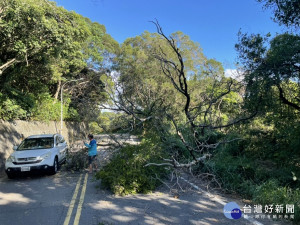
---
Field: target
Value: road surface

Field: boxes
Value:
[0,169,291,225]
[0,144,291,225]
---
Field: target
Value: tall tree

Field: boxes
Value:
[237,0,300,113]
[258,0,300,27]
[236,32,300,111]
[102,23,251,168]
[0,0,118,120]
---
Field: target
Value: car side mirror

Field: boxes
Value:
[57,143,63,147]
[13,145,18,151]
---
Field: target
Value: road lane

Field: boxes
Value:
[63,174,83,225]
[0,167,290,225]
[77,173,289,225]
[0,172,82,225]
[73,173,88,225]
[77,176,248,225]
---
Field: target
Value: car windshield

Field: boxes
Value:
[17,137,54,150]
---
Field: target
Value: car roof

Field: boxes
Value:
[27,134,57,139]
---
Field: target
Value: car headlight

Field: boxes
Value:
[6,156,16,163]
[37,152,51,161]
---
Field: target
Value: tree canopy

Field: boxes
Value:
[0,1,299,221]
[0,0,119,120]
[258,0,300,27]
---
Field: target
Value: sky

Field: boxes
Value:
[53,0,286,71]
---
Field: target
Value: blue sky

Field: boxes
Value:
[53,0,285,70]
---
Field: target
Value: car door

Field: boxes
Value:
[54,135,61,162]
[57,135,67,162]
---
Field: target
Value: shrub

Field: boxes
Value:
[205,136,300,224]
[31,94,63,121]
[203,149,257,198]
[95,135,168,195]
[0,97,27,120]
[253,180,300,223]
[62,148,89,171]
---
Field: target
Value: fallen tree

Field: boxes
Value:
[99,21,258,173]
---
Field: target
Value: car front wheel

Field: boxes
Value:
[6,172,16,179]
[49,158,58,175]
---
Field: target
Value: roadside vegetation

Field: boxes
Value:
[62,148,89,172]
[0,0,119,122]
[1,0,299,223]
[96,132,168,195]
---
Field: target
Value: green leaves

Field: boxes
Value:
[0,0,117,121]
[96,136,167,195]
[31,93,63,121]
[0,96,27,120]
[257,0,300,27]
[237,32,300,113]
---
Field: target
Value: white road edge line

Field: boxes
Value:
[179,176,264,225]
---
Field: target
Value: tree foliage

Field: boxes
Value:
[258,0,300,27]
[96,134,167,195]
[1,0,299,220]
[100,22,249,171]
[229,3,300,223]
[236,32,300,112]
[0,0,118,121]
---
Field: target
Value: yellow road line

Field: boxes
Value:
[73,173,88,225]
[63,174,83,225]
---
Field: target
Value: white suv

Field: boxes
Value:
[5,134,68,178]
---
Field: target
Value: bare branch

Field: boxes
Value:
[0,58,18,75]
[145,154,211,168]
[151,20,195,131]
[145,162,173,167]
[196,111,258,129]
[277,83,300,111]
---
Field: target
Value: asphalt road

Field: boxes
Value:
[0,170,291,225]
[0,171,80,225]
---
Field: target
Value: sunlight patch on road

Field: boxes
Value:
[206,217,219,222]
[152,213,179,223]
[47,186,56,190]
[189,219,211,225]
[111,214,136,222]
[0,192,35,205]
[158,199,170,206]
[144,215,169,225]
[193,201,218,209]
[88,200,119,210]
[124,206,140,213]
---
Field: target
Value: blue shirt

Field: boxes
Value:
[84,139,97,156]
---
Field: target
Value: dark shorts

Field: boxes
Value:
[88,155,97,165]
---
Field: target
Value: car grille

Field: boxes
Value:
[18,157,37,161]
[12,157,42,165]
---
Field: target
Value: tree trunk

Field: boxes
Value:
[53,80,61,104]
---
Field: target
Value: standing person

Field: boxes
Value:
[83,134,98,173]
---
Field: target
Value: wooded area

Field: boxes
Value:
[0,0,299,223]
